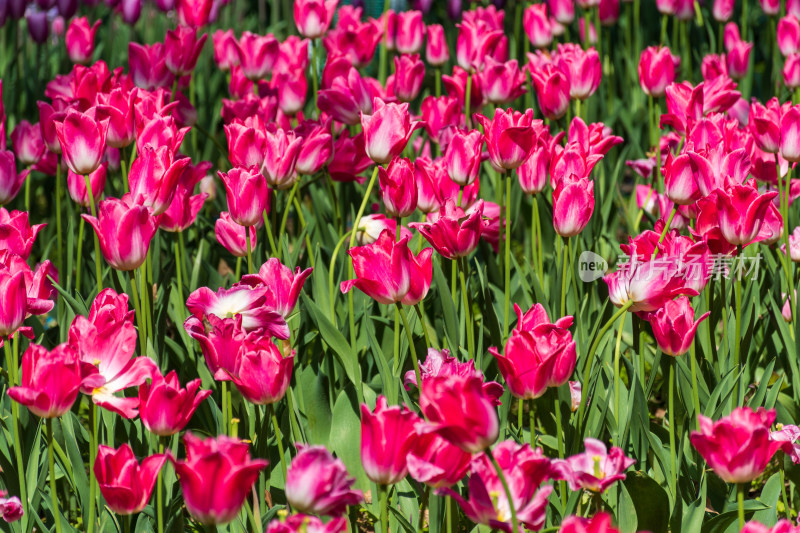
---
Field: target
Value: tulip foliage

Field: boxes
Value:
[5,0,800,532]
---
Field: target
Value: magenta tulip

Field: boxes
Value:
[379,157,418,217]
[411,200,486,259]
[360,396,421,485]
[552,174,595,237]
[285,445,363,515]
[82,196,160,271]
[65,17,100,64]
[649,297,710,356]
[0,208,45,260]
[55,108,109,175]
[8,343,82,418]
[558,438,635,493]
[0,151,29,205]
[294,0,338,38]
[228,336,293,405]
[94,444,166,514]
[218,166,269,227]
[360,99,422,164]
[638,46,680,98]
[139,370,212,436]
[474,108,535,171]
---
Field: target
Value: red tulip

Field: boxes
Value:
[524,3,553,48]
[419,374,499,453]
[411,199,486,259]
[263,128,303,190]
[532,64,570,120]
[425,24,449,66]
[474,108,535,171]
[65,17,100,64]
[715,183,778,245]
[360,396,421,485]
[82,195,159,272]
[393,54,425,102]
[361,98,422,164]
[553,174,595,237]
[55,108,109,175]
[139,370,211,436]
[558,438,635,493]
[294,0,337,38]
[94,444,166,514]
[441,441,558,531]
[395,10,424,54]
[690,407,782,483]
[170,433,268,525]
[218,166,269,227]
[0,208,45,260]
[0,151,28,205]
[490,307,576,399]
[285,445,363,516]
[228,336,293,405]
[11,120,45,166]
[8,343,82,418]
[235,31,279,81]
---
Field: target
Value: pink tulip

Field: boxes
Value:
[170,433,268,525]
[555,43,602,100]
[262,128,303,190]
[218,166,269,227]
[404,348,504,404]
[411,199,486,259]
[215,212,258,258]
[176,0,212,26]
[779,15,800,56]
[378,157,418,218]
[762,0,780,15]
[228,336,293,405]
[790,0,800,17]
[599,0,620,25]
[524,4,553,48]
[442,66,485,110]
[8,343,82,418]
[604,254,699,314]
[353,214,413,245]
[128,146,190,215]
[237,258,312,319]
[772,424,800,463]
[160,160,210,232]
[560,513,620,533]
[0,492,23,523]
[267,515,347,533]
[548,0,575,24]
[67,163,107,208]
[360,98,422,165]
[726,40,752,80]
[712,0,734,21]
[224,120,266,170]
[294,118,333,175]
[11,120,45,166]
[649,297,710,356]
[235,31,279,81]
[165,25,207,76]
[128,42,173,91]
[0,151,28,205]
[782,226,800,261]
[322,16,382,68]
[690,407,783,483]
[489,306,576,399]
[480,58,526,105]
[360,396,421,485]
[750,98,782,153]
[782,105,800,162]
[393,54,425,102]
[65,17,100,64]
[55,108,109,175]
[285,445,363,515]
[532,64,570,120]
[294,0,338,38]
[639,45,680,98]
[441,441,558,531]
[185,314,248,380]
[341,230,416,304]
[186,284,288,338]
[474,108,535,171]
[715,183,778,246]
[94,444,166,515]
[82,196,159,271]
[419,374,499,453]
[444,129,483,186]
[94,87,137,149]
[420,96,461,143]
[425,24,449,66]
[139,370,211,436]
[395,10,424,54]
[558,438,635,493]
[0,253,54,340]
[318,67,373,126]
[213,29,240,71]
[553,174,595,237]
[785,53,800,89]
[0,208,45,260]
[517,140,552,195]
[406,431,471,488]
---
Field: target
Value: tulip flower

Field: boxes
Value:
[139,370,212,436]
[782,226,800,261]
[65,17,100,64]
[690,407,782,483]
[406,431,471,488]
[604,254,699,314]
[262,128,303,190]
[557,438,635,493]
[0,254,53,341]
[771,424,800,463]
[317,68,374,126]
[395,10,424,54]
[224,120,267,170]
[749,98,782,153]
[185,314,249,380]
[55,108,109,175]
[128,146,190,215]
[726,40,752,80]
[360,396,421,485]
[82,196,160,272]
[11,120,45,166]
[393,54,425,102]
[295,118,333,175]
[443,66,485,110]
[560,513,620,533]
[474,108,535,170]
[0,208,45,260]
[404,348,504,404]
[455,18,506,72]
[360,99,422,164]
[480,58,526,105]
[165,25,207,76]
[0,151,28,205]
[419,374,499,453]
[779,15,800,56]
[235,31,279,81]
[378,157,418,218]
[8,343,82,418]
[554,43,602,100]
[411,200,486,259]
[67,164,107,209]
[444,129,483,186]
[638,46,680,98]
[441,441,558,531]
[94,444,166,515]
[294,0,338,38]
[548,0,575,23]
[353,214,413,245]
[715,183,778,246]
[218,166,269,227]
[215,212,259,258]
[273,68,308,116]
[95,87,138,149]
[552,174,595,237]
[517,142,551,195]
[285,445,363,516]
[267,515,347,533]
[425,24,449,66]
[186,284,289,338]
[0,493,23,523]
[170,433,268,525]
[649,297,710,356]
[532,64,571,120]
[785,54,800,89]
[176,0,212,27]
[213,29,239,70]
[228,335,293,405]
[524,4,553,48]
[340,231,416,304]
[160,161,210,233]
[489,310,576,399]
[237,258,312,319]
[781,105,800,162]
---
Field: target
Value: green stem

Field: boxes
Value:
[734,244,743,405]
[174,235,186,324]
[503,172,512,340]
[446,496,453,533]
[561,237,570,318]
[84,174,103,295]
[668,357,678,497]
[47,418,63,533]
[277,181,301,259]
[413,303,433,349]
[129,271,146,356]
[652,206,678,259]
[328,231,353,324]
[397,303,422,392]
[55,160,63,279]
[311,39,320,113]
[553,390,566,508]
[689,342,701,431]
[263,207,278,259]
[613,310,626,444]
[465,73,473,129]
[781,461,791,520]
[157,440,164,533]
[459,258,474,359]
[87,403,98,533]
[6,338,28,531]
[486,450,519,533]
[738,483,746,529]
[221,381,229,437]
[268,404,287,481]
[379,485,389,533]
[76,218,85,294]
[246,226,254,275]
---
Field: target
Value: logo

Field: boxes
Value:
[578,251,608,282]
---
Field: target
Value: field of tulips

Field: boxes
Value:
[8,0,800,531]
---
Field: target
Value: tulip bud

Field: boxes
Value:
[523,4,553,48]
[65,17,100,64]
[379,157,418,218]
[649,297,709,356]
[393,54,425,102]
[425,24,449,66]
[395,10,424,54]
